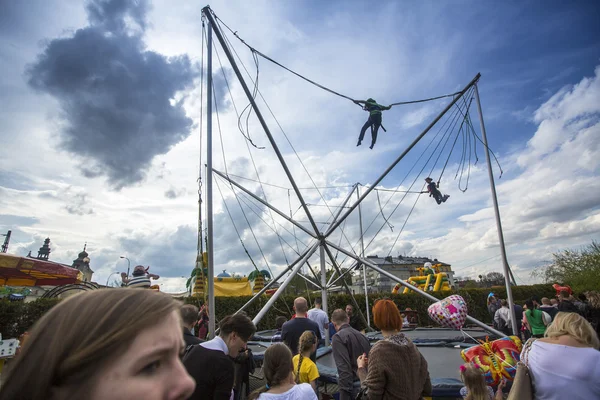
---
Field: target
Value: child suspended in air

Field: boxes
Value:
[354,98,391,149]
[425,177,449,204]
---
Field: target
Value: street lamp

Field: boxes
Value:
[106,271,120,287]
[120,256,131,278]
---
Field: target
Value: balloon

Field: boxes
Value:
[427,295,468,330]
[461,336,522,385]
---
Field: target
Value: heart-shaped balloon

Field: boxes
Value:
[427,294,468,330]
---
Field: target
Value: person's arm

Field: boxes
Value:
[331,335,355,400]
[307,362,320,392]
[494,309,502,326]
[494,379,506,400]
[359,348,385,400]
[419,353,432,396]
[353,100,366,105]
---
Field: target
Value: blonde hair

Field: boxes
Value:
[586,291,600,308]
[295,330,317,383]
[0,289,180,400]
[460,363,489,400]
[545,312,600,349]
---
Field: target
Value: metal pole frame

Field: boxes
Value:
[325,73,482,236]
[327,261,358,288]
[474,84,518,336]
[323,244,371,331]
[206,19,216,339]
[320,243,330,345]
[252,242,320,325]
[234,245,313,315]
[296,272,322,289]
[202,7,320,236]
[326,239,505,337]
[213,168,317,238]
[357,184,371,327]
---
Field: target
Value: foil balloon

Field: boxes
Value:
[427,295,468,330]
[461,336,522,385]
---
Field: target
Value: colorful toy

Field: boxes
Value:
[121,265,160,288]
[552,283,572,296]
[461,336,522,386]
[427,294,468,330]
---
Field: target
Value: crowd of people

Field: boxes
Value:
[488,290,600,341]
[0,288,599,400]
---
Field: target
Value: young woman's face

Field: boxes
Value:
[90,310,195,400]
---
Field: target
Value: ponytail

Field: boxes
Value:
[294,330,317,384]
[248,385,269,400]
[295,354,304,384]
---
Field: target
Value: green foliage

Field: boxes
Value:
[0,298,60,338]
[533,241,600,293]
[0,283,587,338]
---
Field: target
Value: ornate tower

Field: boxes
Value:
[37,238,51,260]
[72,243,94,282]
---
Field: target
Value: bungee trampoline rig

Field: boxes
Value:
[192,6,520,397]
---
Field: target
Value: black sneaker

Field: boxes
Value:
[357,141,362,146]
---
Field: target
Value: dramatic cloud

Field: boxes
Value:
[26,0,198,189]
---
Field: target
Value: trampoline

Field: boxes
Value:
[248,327,498,398]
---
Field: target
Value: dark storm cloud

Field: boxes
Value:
[25,0,199,189]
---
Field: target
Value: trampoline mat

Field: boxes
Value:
[248,341,470,397]
[253,327,492,344]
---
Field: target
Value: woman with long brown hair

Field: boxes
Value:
[248,343,317,400]
[0,288,195,400]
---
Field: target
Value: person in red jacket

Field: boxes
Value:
[425,177,449,205]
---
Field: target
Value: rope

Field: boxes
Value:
[376,189,394,231]
[211,10,462,108]
[212,34,291,270]
[213,79,274,279]
[215,17,361,257]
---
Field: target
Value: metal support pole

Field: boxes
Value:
[206,20,216,339]
[213,169,316,238]
[235,245,313,315]
[474,84,518,336]
[296,272,321,288]
[202,7,320,236]
[326,240,505,337]
[357,185,370,327]
[328,261,358,288]
[252,243,319,325]
[326,73,482,236]
[323,245,370,332]
[325,183,359,237]
[320,242,329,345]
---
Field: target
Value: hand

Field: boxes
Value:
[498,379,506,390]
[353,100,361,105]
[357,353,368,369]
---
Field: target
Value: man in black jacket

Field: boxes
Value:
[181,304,202,347]
[331,309,371,400]
[183,313,256,400]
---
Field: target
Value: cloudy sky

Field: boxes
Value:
[1,0,599,293]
